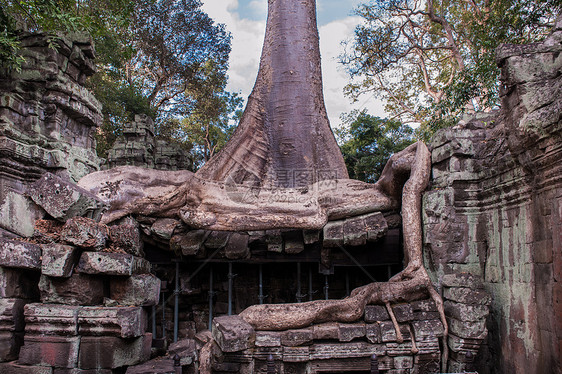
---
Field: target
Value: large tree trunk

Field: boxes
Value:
[196,0,348,187]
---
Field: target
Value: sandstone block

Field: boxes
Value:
[447,334,486,353]
[411,319,445,339]
[0,238,41,270]
[225,233,250,259]
[167,338,196,365]
[109,224,143,256]
[443,287,491,305]
[343,216,367,246]
[442,273,484,289]
[444,300,489,322]
[61,217,108,251]
[125,358,177,374]
[255,331,282,347]
[265,230,283,252]
[338,322,366,342]
[41,244,79,277]
[77,334,151,369]
[54,368,112,374]
[212,315,255,353]
[0,361,52,374]
[303,229,320,245]
[447,317,487,339]
[0,267,39,298]
[312,322,339,340]
[365,305,390,322]
[0,331,24,362]
[76,252,150,276]
[283,231,305,254]
[150,218,180,241]
[28,172,105,222]
[18,335,80,368]
[283,346,309,362]
[366,323,381,344]
[24,304,80,336]
[281,328,313,347]
[204,231,231,249]
[77,306,147,338]
[379,321,411,342]
[109,274,160,306]
[39,274,104,305]
[392,303,414,322]
[170,230,208,256]
[365,212,388,242]
[323,221,343,248]
[0,298,27,332]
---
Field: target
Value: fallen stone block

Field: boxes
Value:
[281,328,313,347]
[0,238,41,270]
[109,224,143,256]
[78,306,146,338]
[76,252,150,276]
[18,335,80,368]
[109,274,160,307]
[167,338,196,366]
[0,267,39,298]
[24,304,80,336]
[0,330,24,362]
[364,305,390,322]
[41,244,79,278]
[338,322,366,342]
[77,334,151,369]
[39,274,104,305]
[0,361,52,374]
[212,315,255,353]
[28,172,106,222]
[225,233,250,259]
[0,298,27,332]
[61,217,108,251]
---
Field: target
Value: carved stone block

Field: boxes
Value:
[41,244,79,278]
[212,315,255,353]
[281,328,313,347]
[77,334,151,369]
[77,306,147,338]
[76,252,150,276]
[24,304,80,336]
[338,322,366,342]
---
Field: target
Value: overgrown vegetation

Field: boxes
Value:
[341,0,560,140]
[0,0,239,165]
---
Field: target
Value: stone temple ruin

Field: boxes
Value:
[0,1,560,373]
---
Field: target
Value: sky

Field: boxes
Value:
[200,0,386,129]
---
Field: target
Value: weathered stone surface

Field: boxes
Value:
[443,287,491,305]
[24,304,80,336]
[109,273,160,306]
[76,252,150,276]
[167,338,196,365]
[392,303,414,322]
[303,229,320,245]
[225,233,250,259]
[447,317,487,339]
[77,334,152,369]
[18,335,81,368]
[54,368,112,374]
[444,300,489,322]
[442,273,484,289]
[411,319,445,339]
[109,223,143,256]
[77,306,147,338]
[365,212,388,242]
[255,331,282,347]
[212,315,255,353]
[283,346,310,362]
[28,172,106,222]
[0,191,45,237]
[447,334,486,353]
[364,305,390,322]
[0,267,39,298]
[379,321,411,342]
[265,230,283,252]
[204,231,231,249]
[39,273,104,305]
[0,238,41,270]
[0,360,52,373]
[170,230,208,256]
[0,331,24,362]
[0,298,26,332]
[365,323,381,344]
[312,322,339,340]
[338,322,365,342]
[125,358,177,374]
[41,244,79,277]
[343,216,367,246]
[283,231,305,254]
[310,342,384,360]
[323,221,343,248]
[61,217,108,251]
[281,328,313,347]
[150,218,180,241]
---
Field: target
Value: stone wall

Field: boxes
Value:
[106,114,193,171]
[0,33,102,237]
[423,18,562,374]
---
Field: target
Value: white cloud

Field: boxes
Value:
[201,0,387,129]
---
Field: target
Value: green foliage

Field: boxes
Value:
[336,110,415,183]
[342,0,560,140]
